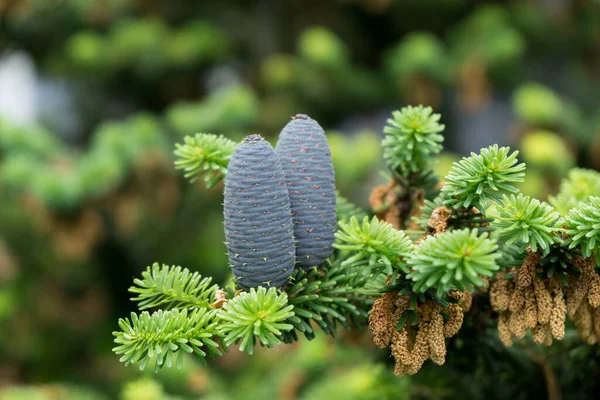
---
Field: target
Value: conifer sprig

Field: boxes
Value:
[441,145,526,211]
[113,308,223,371]
[491,194,564,255]
[217,287,294,355]
[129,263,219,310]
[334,216,413,276]
[382,105,444,176]
[174,133,237,187]
[565,196,600,258]
[407,228,500,296]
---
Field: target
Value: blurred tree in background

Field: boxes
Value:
[1,0,600,399]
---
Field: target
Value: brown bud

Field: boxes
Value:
[211,289,228,309]
[429,206,452,234]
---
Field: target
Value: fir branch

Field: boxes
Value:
[173,133,237,188]
[382,105,444,176]
[441,145,526,211]
[129,263,219,310]
[490,194,563,255]
[217,287,294,355]
[113,308,223,371]
[282,264,370,343]
[565,196,600,258]
[407,228,500,296]
[334,216,413,276]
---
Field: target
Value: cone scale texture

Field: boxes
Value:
[276,115,337,268]
[223,135,295,289]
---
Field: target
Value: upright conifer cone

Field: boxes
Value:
[223,135,295,289]
[275,114,337,268]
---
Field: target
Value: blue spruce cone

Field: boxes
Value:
[223,135,295,289]
[275,114,337,268]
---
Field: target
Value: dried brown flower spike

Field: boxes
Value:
[490,251,567,346]
[369,293,470,377]
[567,255,600,344]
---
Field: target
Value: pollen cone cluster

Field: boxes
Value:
[369,291,470,377]
[566,255,600,344]
[490,252,565,346]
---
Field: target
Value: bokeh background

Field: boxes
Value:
[1,0,600,399]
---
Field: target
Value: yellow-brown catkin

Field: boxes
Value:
[490,277,512,312]
[549,287,566,340]
[498,313,513,346]
[533,278,552,325]
[508,307,528,339]
[524,289,538,329]
[509,289,526,313]
[575,302,593,343]
[447,290,464,302]
[444,303,464,338]
[369,292,397,348]
[428,310,446,365]
[407,321,430,375]
[516,252,540,289]
[448,290,472,312]
[391,328,411,377]
[532,324,547,345]
[566,275,588,318]
[462,292,473,312]
[588,274,600,308]
[383,300,462,377]
[393,362,407,378]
